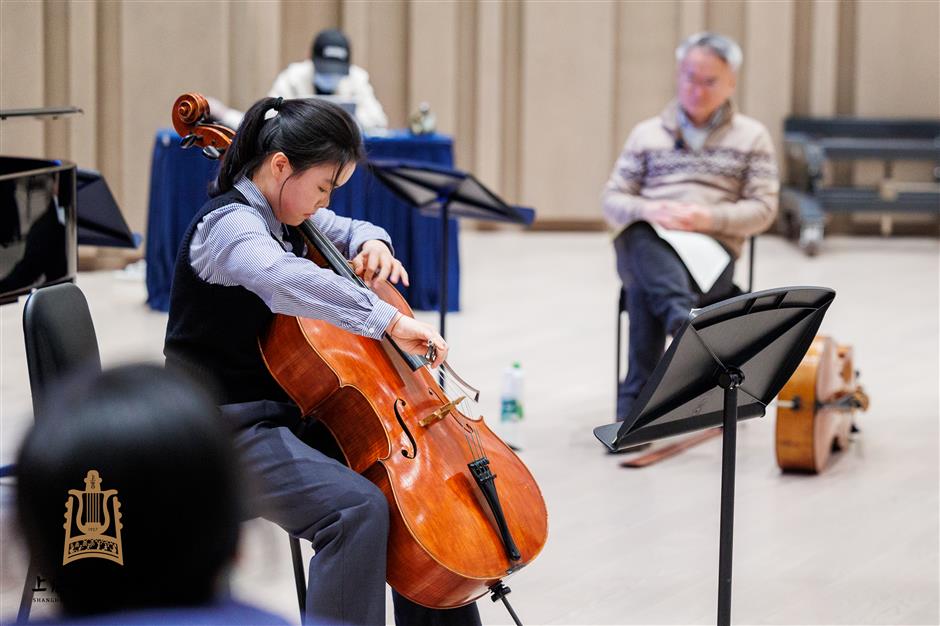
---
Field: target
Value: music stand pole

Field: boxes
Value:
[717,369,743,626]
[594,286,836,625]
[439,197,450,339]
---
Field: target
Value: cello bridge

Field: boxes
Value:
[419,396,465,427]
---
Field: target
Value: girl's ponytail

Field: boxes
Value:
[212,97,279,196]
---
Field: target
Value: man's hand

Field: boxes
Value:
[643,201,713,233]
[352,240,410,288]
[386,313,447,368]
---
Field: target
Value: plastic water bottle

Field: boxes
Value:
[500,362,524,450]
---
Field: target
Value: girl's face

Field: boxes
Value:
[265,155,356,226]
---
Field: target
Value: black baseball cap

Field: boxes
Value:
[312,29,351,76]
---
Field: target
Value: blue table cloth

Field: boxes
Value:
[145,129,458,313]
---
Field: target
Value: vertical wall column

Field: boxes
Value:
[408,0,458,139]
[743,0,794,162]
[96,0,123,206]
[519,1,616,222]
[43,0,70,158]
[66,0,98,170]
[343,0,409,135]
[705,0,747,107]
[677,0,706,39]
[499,0,523,201]
[229,2,281,110]
[474,0,505,193]
[614,2,680,154]
[807,0,839,117]
[0,1,45,157]
[280,1,339,69]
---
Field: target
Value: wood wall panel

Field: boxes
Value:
[855,0,940,117]
[0,0,936,234]
[408,1,458,136]
[350,0,409,129]
[614,2,679,158]
[809,0,839,117]
[677,0,706,38]
[705,0,747,106]
[95,1,123,205]
[68,0,98,170]
[742,0,794,162]
[791,0,812,116]
[43,0,69,158]
[229,3,281,110]
[454,0,478,172]
[474,0,505,192]
[119,1,230,232]
[0,1,44,158]
[500,0,523,200]
[280,1,339,69]
[520,2,616,219]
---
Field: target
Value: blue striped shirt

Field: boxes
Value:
[188,177,399,339]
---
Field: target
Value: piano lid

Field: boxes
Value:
[0,106,83,120]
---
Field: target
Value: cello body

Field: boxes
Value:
[775,335,868,473]
[261,280,548,608]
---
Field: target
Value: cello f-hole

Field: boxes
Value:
[394,399,417,459]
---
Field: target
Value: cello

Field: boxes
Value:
[172,94,548,614]
[775,335,870,473]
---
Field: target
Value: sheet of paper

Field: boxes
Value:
[649,223,731,293]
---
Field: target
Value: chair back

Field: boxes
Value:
[22,282,101,419]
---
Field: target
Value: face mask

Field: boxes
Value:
[313,73,343,95]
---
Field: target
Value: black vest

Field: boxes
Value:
[164,188,304,404]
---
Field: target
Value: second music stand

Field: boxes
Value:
[595,286,836,625]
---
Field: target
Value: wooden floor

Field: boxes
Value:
[1,232,937,625]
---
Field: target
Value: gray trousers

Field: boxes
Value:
[614,222,737,420]
[221,401,481,626]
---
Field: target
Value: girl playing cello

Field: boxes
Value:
[164,95,480,626]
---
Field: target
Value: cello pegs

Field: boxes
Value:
[202,145,221,160]
[180,133,198,149]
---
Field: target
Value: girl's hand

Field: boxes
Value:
[385,313,447,368]
[352,240,410,288]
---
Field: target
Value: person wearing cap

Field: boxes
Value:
[603,32,779,424]
[210,29,388,133]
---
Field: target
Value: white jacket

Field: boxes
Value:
[268,60,388,132]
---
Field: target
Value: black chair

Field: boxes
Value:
[616,236,756,390]
[16,283,307,624]
[17,282,101,624]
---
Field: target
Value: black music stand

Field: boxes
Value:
[595,286,835,625]
[76,169,138,248]
[369,159,534,338]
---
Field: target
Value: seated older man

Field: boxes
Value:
[603,32,779,422]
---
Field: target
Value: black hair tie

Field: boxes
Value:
[273,96,283,112]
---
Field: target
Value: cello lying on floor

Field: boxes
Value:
[775,335,870,473]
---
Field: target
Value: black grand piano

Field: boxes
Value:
[0,107,135,305]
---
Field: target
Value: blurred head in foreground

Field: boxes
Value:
[16,363,245,617]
